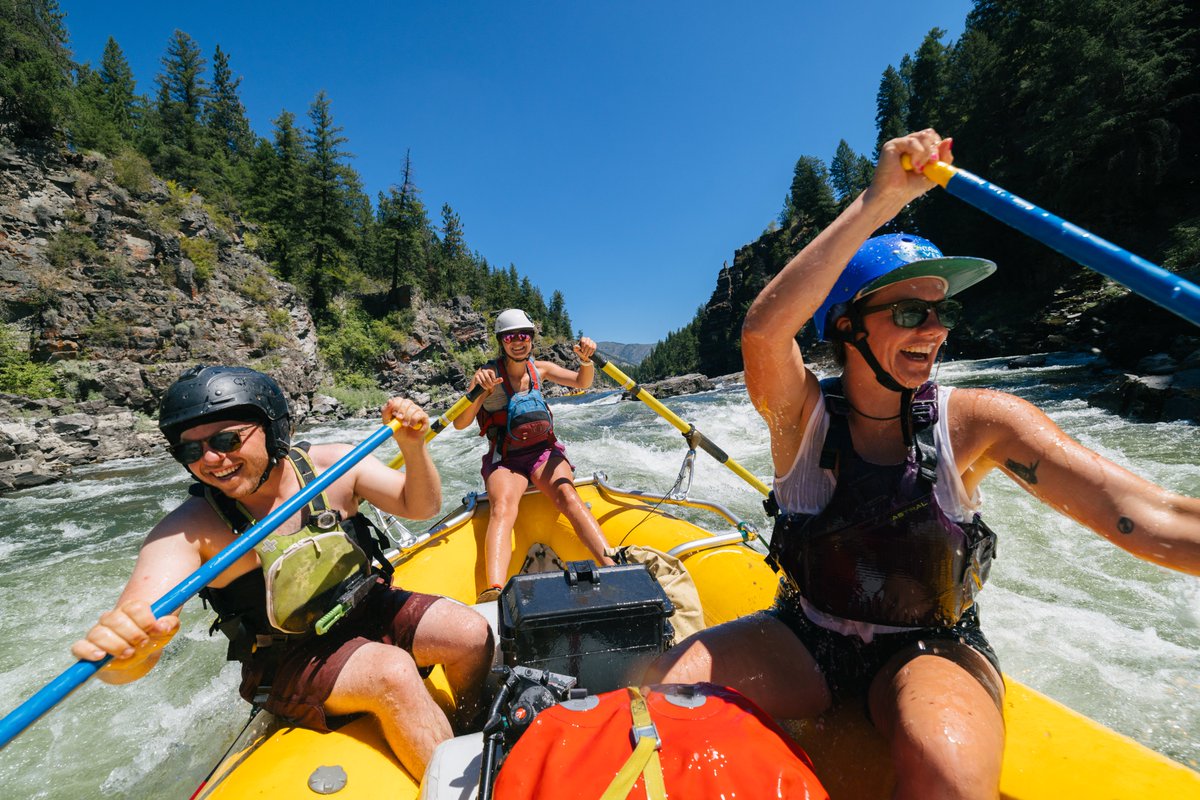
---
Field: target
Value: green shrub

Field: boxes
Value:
[0,325,60,399]
[239,272,274,303]
[453,345,490,375]
[203,199,236,238]
[181,237,217,287]
[253,354,284,372]
[46,230,102,269]
[97,253,129,285]
[0,360,60,398]
[322,381,387,411]
[54,360,98,400]
[157,260,177,286]
[267,308,291,331]
[83,314,129,346]
[111,149,153,195]
[239,319,258,345]
[260,331,286,350]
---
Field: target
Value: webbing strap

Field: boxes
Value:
[599,688,666,800]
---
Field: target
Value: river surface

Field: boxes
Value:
[0,353,1197,797]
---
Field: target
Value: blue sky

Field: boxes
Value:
[63,1,973,344]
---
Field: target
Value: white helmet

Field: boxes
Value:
[494,308,536,336]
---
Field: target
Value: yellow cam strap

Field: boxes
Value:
[599,687,666,800]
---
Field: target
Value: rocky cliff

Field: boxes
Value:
[0,132,592,492]
[0,140,326,490]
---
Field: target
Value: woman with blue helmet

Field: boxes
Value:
[650,130,1200,799]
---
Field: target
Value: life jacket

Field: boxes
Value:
[196,444,395,658]
[477,358,555,460]
[492,683,828,800]
[765,378,997,628]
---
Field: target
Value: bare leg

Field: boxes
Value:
[868,644,1005,800]
[482,467,529,588]
[530,454,615,566]
[646,613,832,720]
[411,598,495,732]
[323,642,451,777]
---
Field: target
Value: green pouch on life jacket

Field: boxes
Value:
[255,514,372,635]
[256,447,380,635]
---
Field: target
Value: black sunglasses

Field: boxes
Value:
[857,298,963,329]
[169,423,259,464]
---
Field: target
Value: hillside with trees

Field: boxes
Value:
[636,0,1200,381]
[0,1,575,397]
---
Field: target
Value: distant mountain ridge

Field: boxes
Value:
[596,341,653,367]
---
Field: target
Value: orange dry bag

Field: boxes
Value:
[492,682,829,800]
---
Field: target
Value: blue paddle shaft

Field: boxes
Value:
[0,422,399,750]
[945,169,1200,327]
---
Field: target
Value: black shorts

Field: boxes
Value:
[765,582,1002,707]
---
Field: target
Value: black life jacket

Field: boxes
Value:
[195,443,395,662]
[765,378,997,628]
[477,358,556,458]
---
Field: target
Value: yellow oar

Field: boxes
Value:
[388,384,487,469]
[592,353,770,497]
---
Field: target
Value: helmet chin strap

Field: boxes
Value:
[835,311,918,447]
[255,455,281,490]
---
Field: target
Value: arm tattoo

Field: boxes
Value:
[1117,516,1135,535]
[1005,458,1040,485]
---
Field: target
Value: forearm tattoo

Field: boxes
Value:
[1117,516,1135,535]
[1005,458,1040,485]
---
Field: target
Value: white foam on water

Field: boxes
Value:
[2,358,1196,795]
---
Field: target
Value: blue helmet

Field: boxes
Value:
[814,233,996,341]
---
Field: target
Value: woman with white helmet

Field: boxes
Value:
[650,130,1200,799]
[454,309,615,601]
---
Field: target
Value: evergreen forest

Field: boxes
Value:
[636,0,1200,381]
[0,0,575,388]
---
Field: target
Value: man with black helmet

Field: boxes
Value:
[71,366,494,777]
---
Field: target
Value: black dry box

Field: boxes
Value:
[498,560,675,694]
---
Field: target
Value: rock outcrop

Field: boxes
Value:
[0,141,329,492]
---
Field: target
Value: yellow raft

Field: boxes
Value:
[194,476,1199,799]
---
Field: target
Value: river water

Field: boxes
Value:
[0,353,1197,797]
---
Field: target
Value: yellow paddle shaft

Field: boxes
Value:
[594,356,771,497]
[387,387,485,470]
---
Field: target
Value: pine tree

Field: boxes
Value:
[780,155,838,239]
[874,65,910,156]
[300,91,357,316]
[547,290,571,339]
[829,139,873,206]
[907,28,949,132]
[98,37,136,141]
[205,45,253,162]
[70,61,122,152]
[0,0,72,140]
[251,109,307,280]
[154,29,209,186]
[376,151,432,299]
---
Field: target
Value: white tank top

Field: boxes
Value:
[771,384,982,640]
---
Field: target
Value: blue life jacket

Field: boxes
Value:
[478,359,556,459]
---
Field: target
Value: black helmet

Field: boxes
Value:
[159,366,292,472]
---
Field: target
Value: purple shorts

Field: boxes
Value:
[482,440,572,481]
